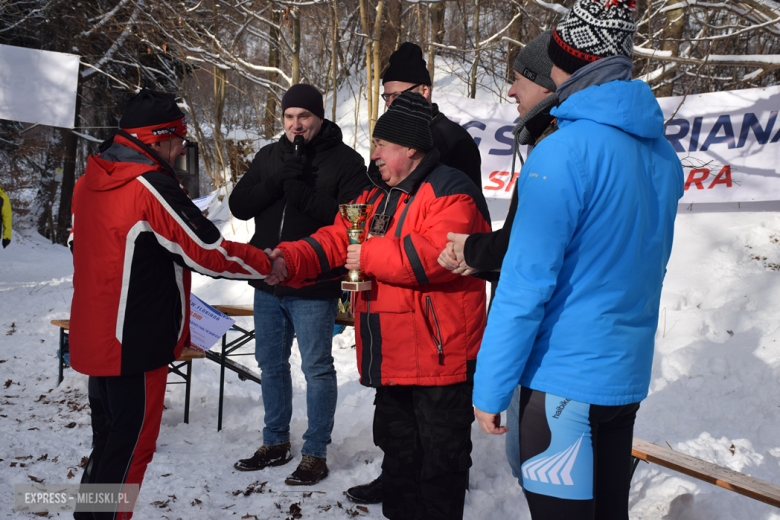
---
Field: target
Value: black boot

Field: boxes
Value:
[285,455,329,485]
[234,442,292,471]
[346,473,383,504]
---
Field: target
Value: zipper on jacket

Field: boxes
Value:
[425,296,444,365]
[366,292,374,385]
[278,202,287,243]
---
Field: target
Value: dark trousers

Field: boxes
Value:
[374,381,474,520]
[75,365,167,520]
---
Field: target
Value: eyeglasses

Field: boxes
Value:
[170,131,190,147]
[381,83,421,103]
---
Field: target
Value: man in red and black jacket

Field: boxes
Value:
[267,92,491,520]
[69,89,272,520]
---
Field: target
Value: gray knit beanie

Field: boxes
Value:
[372,92,433,152]
[513,30,557,92]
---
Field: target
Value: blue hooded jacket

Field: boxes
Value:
[473,78,684,412]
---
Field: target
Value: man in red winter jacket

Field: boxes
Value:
[69,89,272,520]
[266,91,491,520]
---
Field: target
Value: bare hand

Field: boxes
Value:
[447,232,470,266]
[265,249,288,285]
[453,264,479,277]
[474,407,509,435]
[346,244,361,271]
[437,242,460,271]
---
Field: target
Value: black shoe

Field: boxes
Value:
[284,454,329,485]
[234,442,292,471]
[346,474,383,504]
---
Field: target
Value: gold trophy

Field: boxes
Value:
[339,203,374,291]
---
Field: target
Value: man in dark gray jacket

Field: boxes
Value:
[230,84,366,486]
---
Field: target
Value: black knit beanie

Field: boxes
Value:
[513,30,557,92]
[548,0,637,74]
[372,92,433,152]
[119,89,187,144]
[281,84,324,119]
[382,42,432,86]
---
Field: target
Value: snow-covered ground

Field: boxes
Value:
[2,203,780,519]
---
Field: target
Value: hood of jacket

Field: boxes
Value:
[85,136,163,192]
[552,78,664,140]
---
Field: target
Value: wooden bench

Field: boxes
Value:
[50,319,205,423]
[631,437,780,508]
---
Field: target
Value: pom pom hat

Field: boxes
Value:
[548,0,637,74]
[119,89,187,144]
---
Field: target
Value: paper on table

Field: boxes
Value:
[189,293,236,351]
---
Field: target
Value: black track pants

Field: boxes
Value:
[374,381,474,520]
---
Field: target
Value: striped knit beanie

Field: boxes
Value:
[372,92,433,152]
[548,0,637,74]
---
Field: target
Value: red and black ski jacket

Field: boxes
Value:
[278,149,491,387]
[69,135,271,376]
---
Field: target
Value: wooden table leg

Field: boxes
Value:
[58,328,65,386]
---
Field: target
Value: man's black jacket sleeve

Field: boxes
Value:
[229,148,279,220]
[463,183,519,282]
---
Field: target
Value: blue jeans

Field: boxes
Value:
[506,385,523,484]
[253,290,338,459]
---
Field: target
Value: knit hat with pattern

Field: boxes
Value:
[513,30,557,92]
[372,91,433,152]
[548,0,637,74]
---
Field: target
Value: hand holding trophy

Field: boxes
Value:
[339,203,374,291]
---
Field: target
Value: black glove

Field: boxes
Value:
[268,158,305,192]
[2,238,9,248]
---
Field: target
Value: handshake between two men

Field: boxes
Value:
[264,231,478,287]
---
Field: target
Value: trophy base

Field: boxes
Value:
[342,280,372,292]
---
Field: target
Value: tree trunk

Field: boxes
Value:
[55,70,82,245]
[656,1,685,97]
[380,0,402,74]
[213,65,228,186]
[358,0,374,140]
[428,2,446,84]
[469,0,480,99]
[36,129,63,239]
[331,1,339,121]
[506,4,523,82]
[292,7,301,84]
[372,1,384,129]
[265,9,281,139]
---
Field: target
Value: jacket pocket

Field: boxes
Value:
[425,296,444,365]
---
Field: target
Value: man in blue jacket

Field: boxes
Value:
[472,1,684,519]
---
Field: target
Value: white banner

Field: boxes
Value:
[436,85,780,205]
[0,44,80,129]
